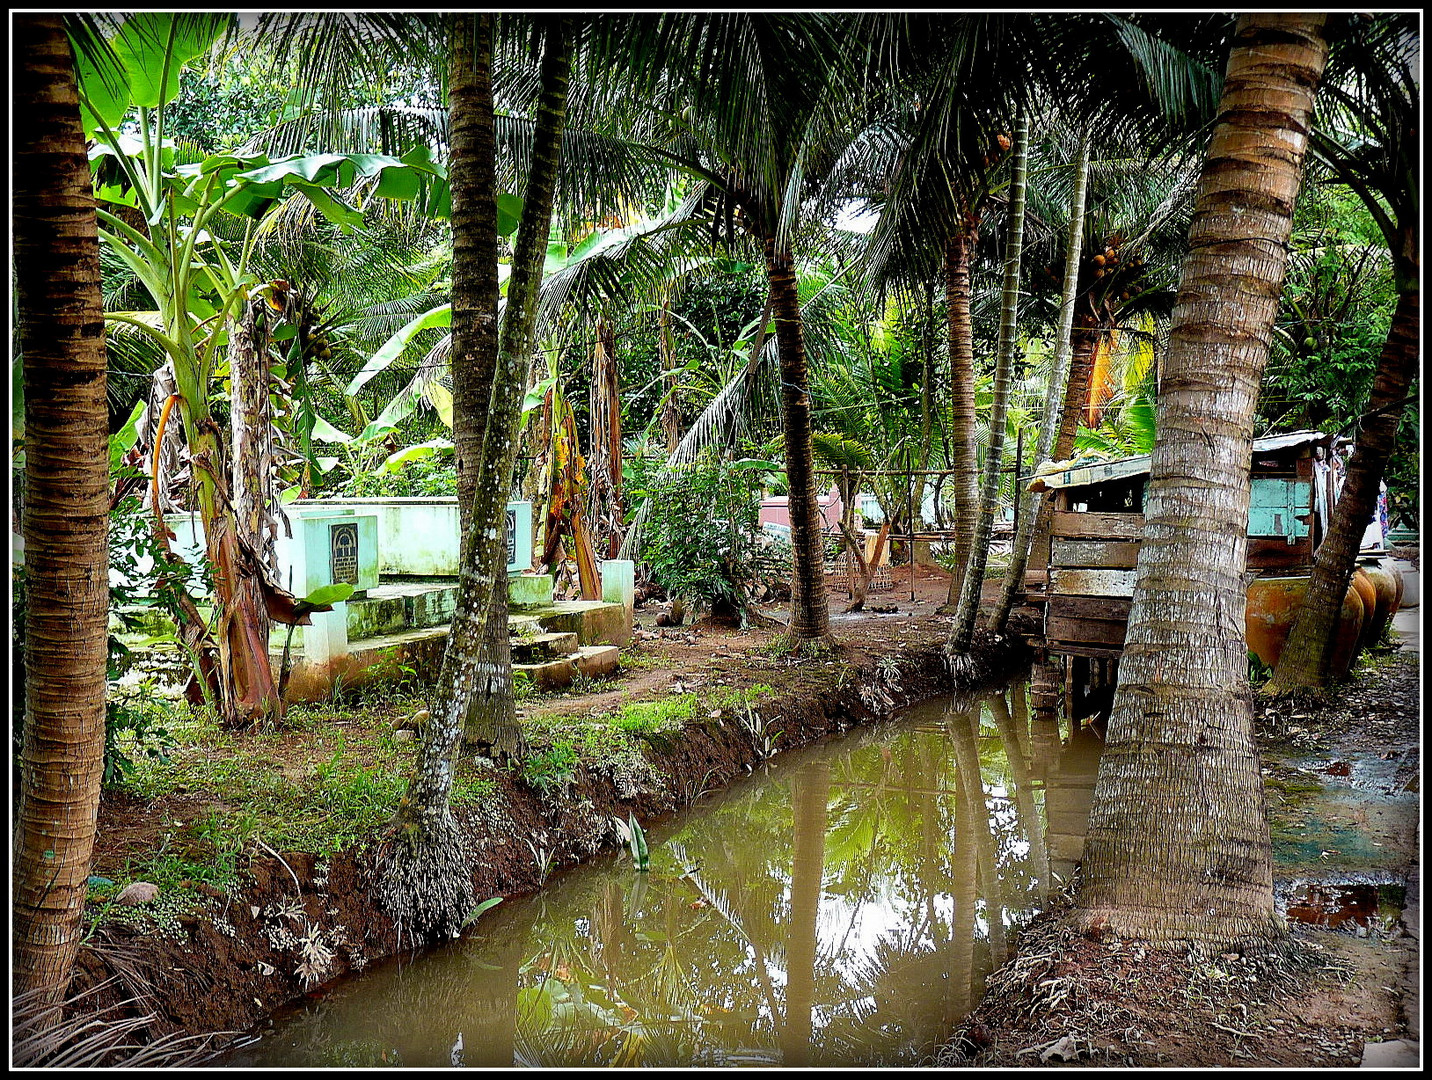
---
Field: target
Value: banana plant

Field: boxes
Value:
[74,13,452,726]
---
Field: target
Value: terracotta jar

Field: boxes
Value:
[1359,560,1400,645]
[1350,568,1378,649]
[1245,573,1364,676]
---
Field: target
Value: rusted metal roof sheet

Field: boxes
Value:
[1026,430,1334,492]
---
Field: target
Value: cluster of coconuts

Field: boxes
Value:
[1040,234,1149,310]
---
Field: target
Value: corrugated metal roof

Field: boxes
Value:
[1026,430,1334,491]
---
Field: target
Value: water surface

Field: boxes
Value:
[224,678,1104,1068]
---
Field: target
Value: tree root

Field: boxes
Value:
[371,814,475,947]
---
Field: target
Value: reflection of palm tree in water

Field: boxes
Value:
[945,698,1008,966]
[988,687,1051,902]
[780,759,832,1066]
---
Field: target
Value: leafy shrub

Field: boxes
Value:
[520,740,579,792]
[635,452,790,620]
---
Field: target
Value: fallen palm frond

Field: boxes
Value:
[12,977,237,1067]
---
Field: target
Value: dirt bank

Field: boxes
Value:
[64,566,1032,1054]
[938,644,1421,1069]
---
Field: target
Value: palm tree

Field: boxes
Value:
[376,14,575,941]
[986,127,1091,633]
[12,12,112,1003]
[1073,12,1330,949]
[1266,14,1418,691]
[948,111,1031,652]
[605,13,860,647]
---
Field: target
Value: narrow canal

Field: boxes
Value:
[224,675,1106,1067]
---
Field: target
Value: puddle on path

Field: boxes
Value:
[222,676,1113,1068]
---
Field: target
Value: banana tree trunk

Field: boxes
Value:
[448,12,501,537]
[588,316,624,557]
[943,224,979,608]
[1268,284,1418,689]
[765,238,832,645]
[950,113,1031,653]
[229,295,284,685]
[990,131,1091,634]
[1074,12,1328,948]
[13,12,111,1004]
[381,16,572,942]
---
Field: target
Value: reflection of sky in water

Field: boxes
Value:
[222,682,1099,1068]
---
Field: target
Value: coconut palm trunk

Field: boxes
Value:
[989,130,1091,634]
[378,16,572,941]
[13,12,111,1003]
[950,112,1031,653]
[1074,13,1329,948]
[943,223,980,608]
[765,239,833,645]
[446,12,518,753]
[448,12,501,530]
[1268,286,1417,689]
[658,299,682,451]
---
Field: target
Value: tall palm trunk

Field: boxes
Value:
[378,17,573,942]
[446,12,521,755]
[943,224,979,608]
[1024,316,1098,577]
[1268,285,1418,689]
[13,12,111,1003]
[950,113,1031,653]
[765,240,832,645]
[449,12,501,533]
[658,299,682,452]
[1075,13,1329,948]
[990,131,1091,633]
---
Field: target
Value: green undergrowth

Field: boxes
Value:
[99,692,497,925]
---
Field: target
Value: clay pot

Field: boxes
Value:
[1328,582,1364,678]
[1359,560,1400,645]
[1350,568,1378,648]
[1245,574,1364,676]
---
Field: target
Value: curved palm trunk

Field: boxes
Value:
[990,131,1092,633]
[658,299,683,452]
[943,225,979,608]
[950,113,1030,653]
[381,16,572,941]
[13,12,110,1003]
[765,240,832,645]
[1268,285,1418,689]
[449,12,501,532]
[1075,13,1329,949]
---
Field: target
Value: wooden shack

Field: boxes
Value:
[1022,430,1337,718]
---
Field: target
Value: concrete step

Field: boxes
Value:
[510,631,578,663]
[513,644,620,690]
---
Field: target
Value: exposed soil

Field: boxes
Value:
[53,564,1420,1070]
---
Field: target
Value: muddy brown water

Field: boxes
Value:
[217,677,1405,1068]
